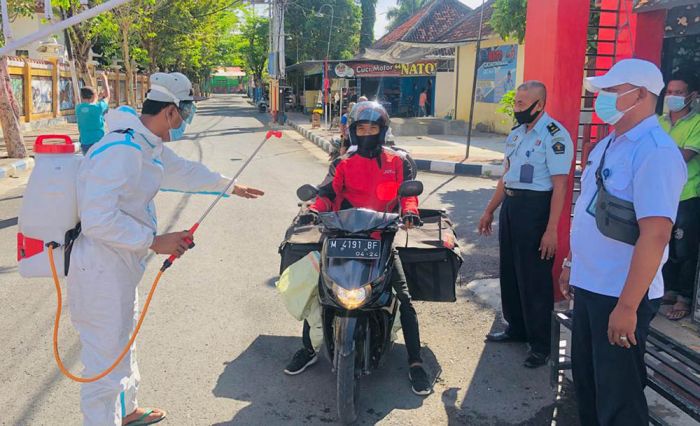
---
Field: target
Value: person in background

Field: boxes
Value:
[76,72,111,155]
[562,59,686,425]
[339,102,356,153]
[660,70,700,321]
[418,89,428,117]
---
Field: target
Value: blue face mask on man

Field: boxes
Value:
[665,95,689,113]
[594,87,639,125]
[166,102,196,141]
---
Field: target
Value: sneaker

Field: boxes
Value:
[284,349,318,375]
[408,365,432,396]
[523,352,549,369]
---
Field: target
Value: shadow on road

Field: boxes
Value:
[0,216,18,230]
[437,321,580,426]
[432,186,502,302]
[212,335,441,425]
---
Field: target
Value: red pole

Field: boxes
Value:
[524,0,591,299]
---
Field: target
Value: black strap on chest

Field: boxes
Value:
[594,137,614,189]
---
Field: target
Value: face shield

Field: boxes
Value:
[178,101,196,125]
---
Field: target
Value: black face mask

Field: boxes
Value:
[356,134,382,157]
[514,101,541,125]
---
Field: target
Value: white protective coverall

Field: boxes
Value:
[67,106,230,425]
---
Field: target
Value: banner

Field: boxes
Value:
[475,44,518,104]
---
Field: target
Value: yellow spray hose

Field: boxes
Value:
[48,246,164,383]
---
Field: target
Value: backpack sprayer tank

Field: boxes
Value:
[17,135,81,278]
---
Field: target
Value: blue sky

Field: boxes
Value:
[374,0,485,38]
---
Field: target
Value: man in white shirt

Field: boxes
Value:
[560,59,687,426]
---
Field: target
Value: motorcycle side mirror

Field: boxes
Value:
[297,184,319,202]
[398,180,423,198]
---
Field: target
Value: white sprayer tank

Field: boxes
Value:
[18,135,82,278]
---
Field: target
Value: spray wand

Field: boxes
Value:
[49,130,282,383]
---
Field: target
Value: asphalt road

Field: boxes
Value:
[0,95,579,425]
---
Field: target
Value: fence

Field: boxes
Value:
[6,56,149,124]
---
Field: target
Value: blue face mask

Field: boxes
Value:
[665,95,689,113]
[169,119,187,141]
[594,88,639,125]
[166,104,195,141]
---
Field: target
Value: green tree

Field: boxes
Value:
[285,0,361,63]
[54,0,119,87]
[0,0,37,45]
[138,0,241,89]
[359,0,376,52]
[232,9,268,87]
[0,0,37,158]
[490,0,527,43]
[386,0,427,32]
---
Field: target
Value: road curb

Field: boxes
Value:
[0,158,35,181]
[287,119,503,178]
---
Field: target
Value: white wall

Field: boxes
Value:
[9,14,67,60]
[435,71,455,118]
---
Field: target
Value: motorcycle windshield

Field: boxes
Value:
[325,257,383,289]
[320,208,399,234]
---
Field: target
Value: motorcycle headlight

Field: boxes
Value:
[333,283,371,310]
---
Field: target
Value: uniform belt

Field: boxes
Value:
[504,188,552,198]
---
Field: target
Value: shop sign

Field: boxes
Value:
[333,61,438,78]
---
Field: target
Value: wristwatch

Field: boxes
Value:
[562,258,572,269]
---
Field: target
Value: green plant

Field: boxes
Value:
[496,89,516,125]
[490,0,527,43]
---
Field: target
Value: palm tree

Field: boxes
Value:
[386,0,429,32]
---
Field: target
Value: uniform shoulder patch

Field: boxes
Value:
[547,122,561,136]
[552,139,566,155]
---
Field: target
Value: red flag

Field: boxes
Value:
[324,59,330,104]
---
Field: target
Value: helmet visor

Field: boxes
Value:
[348,101,389,127]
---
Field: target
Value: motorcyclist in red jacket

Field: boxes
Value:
[284,102,432,396]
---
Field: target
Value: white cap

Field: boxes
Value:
[147,72,193,106]
[584,58,665,96]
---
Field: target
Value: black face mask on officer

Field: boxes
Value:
[514,100,542,125]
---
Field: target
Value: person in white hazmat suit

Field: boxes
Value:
[67,72,264,426]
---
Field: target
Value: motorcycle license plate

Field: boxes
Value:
[327,239,381,259]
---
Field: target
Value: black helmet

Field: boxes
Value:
[347,101,390,148]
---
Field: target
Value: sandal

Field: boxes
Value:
[123,408,167,426]
[661,291,678,305]
[666,299,691,321]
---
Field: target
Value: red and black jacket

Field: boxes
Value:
[311,147,418,215]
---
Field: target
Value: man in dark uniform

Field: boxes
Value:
[478,81,574,368]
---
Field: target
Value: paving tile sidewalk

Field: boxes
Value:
[285,112,506,177]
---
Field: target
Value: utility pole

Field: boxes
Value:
[269,0,286,123]
[465,0,486,160]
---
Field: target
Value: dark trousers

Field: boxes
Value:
[572,287,660,426]
[302,253,423,364]
[663,197,700,300]
[498,190,554,355]
[80,144,93,155]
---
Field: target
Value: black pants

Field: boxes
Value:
[572,287,660,426]
[663,197,700,300]
[302,253,423,364]
[498,190,554,355]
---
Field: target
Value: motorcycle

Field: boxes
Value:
[295,180,424,424]
[257,97,268,113]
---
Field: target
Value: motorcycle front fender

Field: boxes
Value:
[335,316,359,358]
